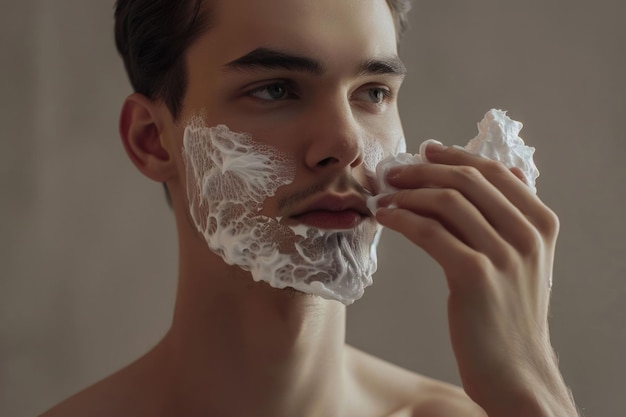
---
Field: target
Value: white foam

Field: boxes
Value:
[367,109,539,213]
[182,120,382,305]
[181,111,535,304]
[465,109,539,193]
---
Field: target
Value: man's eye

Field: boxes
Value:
[367,87,391,104]
[248,82,294,101]
[353,86,392,105]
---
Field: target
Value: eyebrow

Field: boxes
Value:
[223,48,324,74]
[223,47,407,78]
[359,57,407,78]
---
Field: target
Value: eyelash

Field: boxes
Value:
[247,81,299,101]
[245,81,394,107]
[357,86,393,105]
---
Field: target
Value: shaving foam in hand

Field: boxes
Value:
[465,109,539,192]
[367,109,539,213]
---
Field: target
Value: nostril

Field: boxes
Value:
[317,157,338,167]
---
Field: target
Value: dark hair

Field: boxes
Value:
[388,0,413,41]
[114,0,412,121]
[114,0,212,120]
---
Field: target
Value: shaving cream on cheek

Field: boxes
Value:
[362,134,406,194]
[182,119,383,305]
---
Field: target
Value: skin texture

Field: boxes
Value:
[40,0,579,416]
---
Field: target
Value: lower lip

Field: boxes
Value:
[293,210,365,230]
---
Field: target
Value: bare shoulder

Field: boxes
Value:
[345,345,486,417]
[39,369,149,417]
[39,347,170,417]
[39,376,123,417]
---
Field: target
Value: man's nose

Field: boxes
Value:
[303,97,364,172]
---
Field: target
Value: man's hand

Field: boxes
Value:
[375,143,579,417]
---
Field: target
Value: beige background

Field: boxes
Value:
[1,1,624,416]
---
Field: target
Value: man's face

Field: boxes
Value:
[172,0,406,303]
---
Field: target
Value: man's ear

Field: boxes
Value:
[119,93,175,183]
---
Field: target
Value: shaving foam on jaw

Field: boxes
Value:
[367,109,539,214]
[182,119,383,305]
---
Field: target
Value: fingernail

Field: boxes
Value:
[426,139,448,152]
[387,166,404,181]
[425,141,447,154]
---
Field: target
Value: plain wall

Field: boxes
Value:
[1,1,624,416]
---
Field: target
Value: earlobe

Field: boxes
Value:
[119,93,175,183]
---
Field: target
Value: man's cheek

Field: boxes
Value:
[362,138,385,173]
[362,135,406,173]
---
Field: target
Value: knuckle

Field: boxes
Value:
[455,165,483,183]
[417,217,441,240]
[516,227,544,258]
[537,206,560,237]
[493,248,517,272]
[435,189,462,205]
[484,159,509,176]
[458,252,492,276]
[510,166,529,184]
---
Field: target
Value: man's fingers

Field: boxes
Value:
[375,207,496,291]
[385,160,544,253]
[422,145,557,236]
[380,188,511,261]
[509,166,528,185]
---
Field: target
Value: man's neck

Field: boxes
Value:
[159,251,350,417]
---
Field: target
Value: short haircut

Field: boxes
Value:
[114,0,412,121]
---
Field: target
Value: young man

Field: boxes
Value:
[42,0,579,416]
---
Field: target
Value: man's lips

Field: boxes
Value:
[289,194,372,230]
[292,209,365,230]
